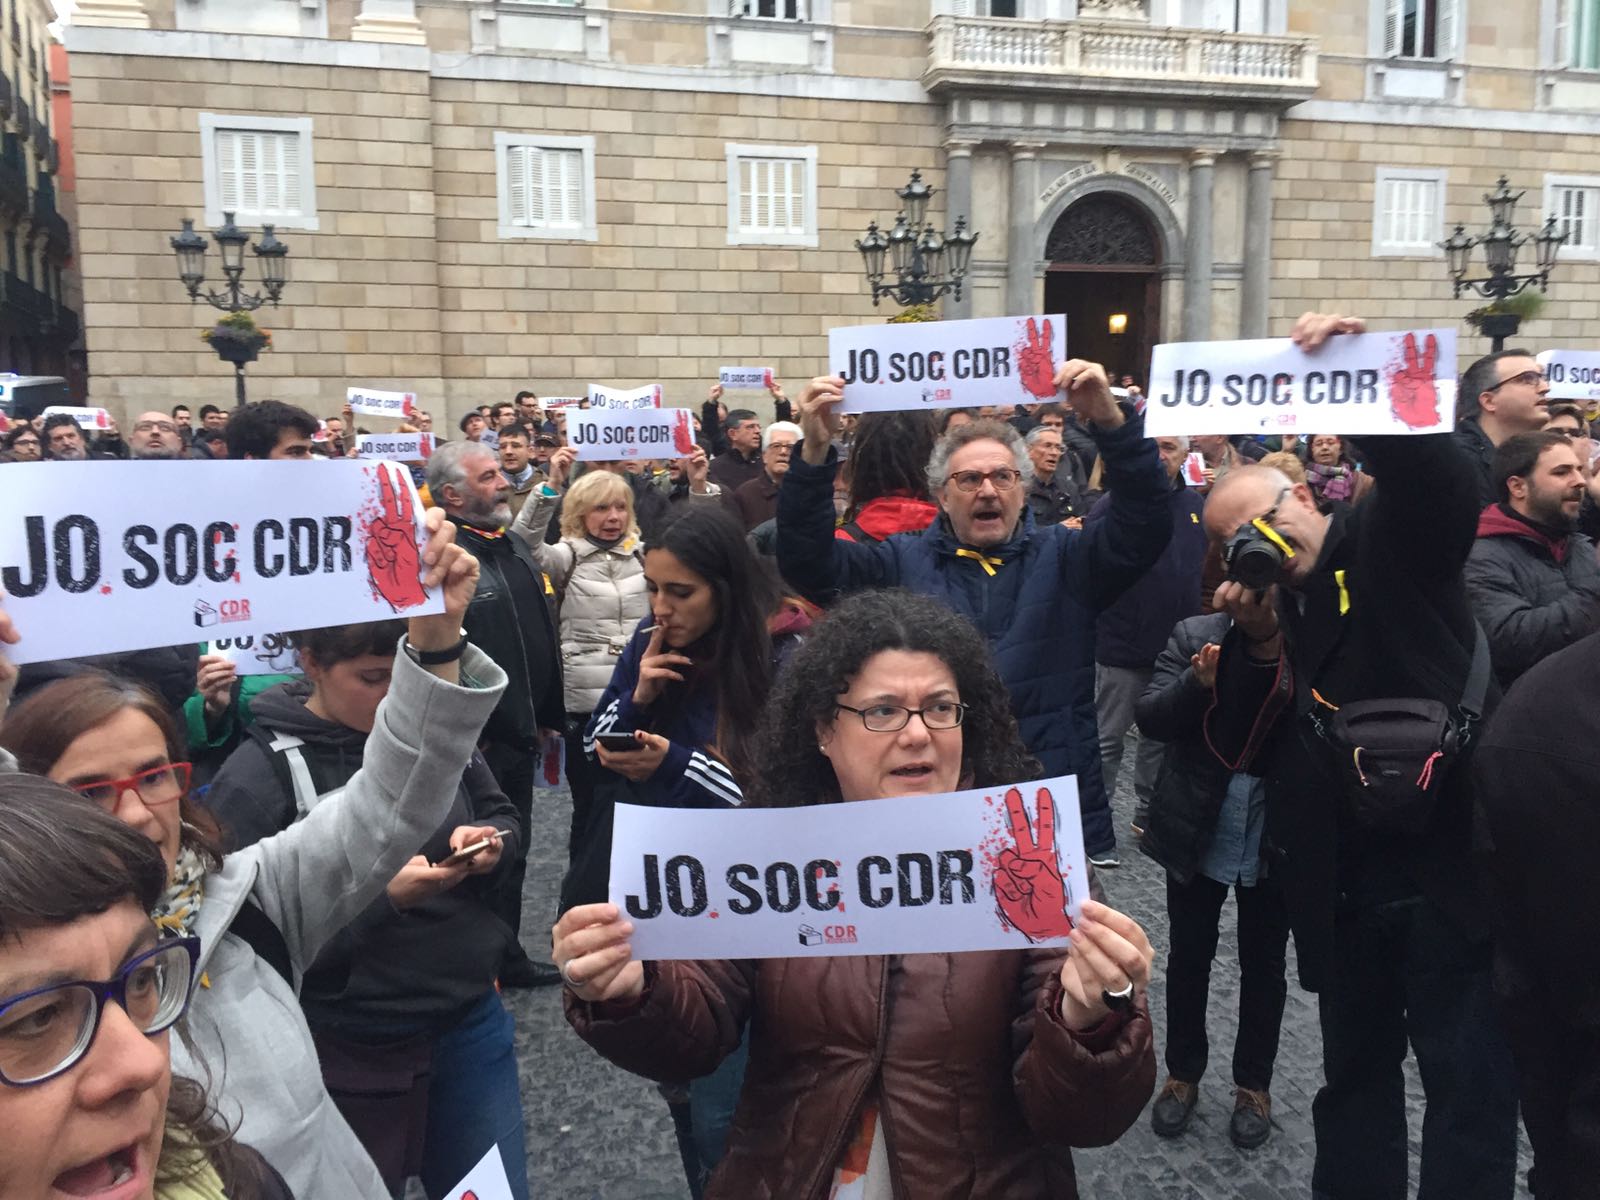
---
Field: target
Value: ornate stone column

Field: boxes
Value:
[1006,142,1045,317]
[70,0,150,28]
[944,139,978,320]
[1240,150,1277,338]
[1182,149,1217,342]
[352,0,427,45]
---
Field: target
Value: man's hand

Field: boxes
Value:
[196,654,238,720]
[1212,581,1281,658]
[1053,360,1123,430]
[546,445,578,490]
[796,376,845,465]
[707,383,724,406]
[1290,312,1366,350]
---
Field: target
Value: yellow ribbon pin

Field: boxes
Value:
[955,548,1004,577]
[1334,568,1350,615]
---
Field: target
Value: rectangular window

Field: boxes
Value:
[726,144,818,248]
[951,0,1020,14]
[495,133,597,242]
[1384,0,1458,60]
[1372,167,1446,257]
[730,0,806,18]
[1545,175,1600,259]
[1564,0,1600,70]
[199,114,318,231]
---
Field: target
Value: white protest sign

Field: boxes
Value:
[542,396,583,410]
[719,366,773,390]
[1181,452,1207,486]
[610,777,1085,961]
[0,461,443,665]
[207,632,301,676]
[43,405,112,430]
[588,382,662,411]
[533,730,565,791]
[1145,329,1458,437]
[568,407,698,462]
[346,386,418,420]
[356,432,434,461]
[831,314,1066,414]
[1537,350,1600,401]
[441,1145,514,1200]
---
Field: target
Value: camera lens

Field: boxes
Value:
[1224,524,1286,590]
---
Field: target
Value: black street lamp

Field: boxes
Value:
[168,212,293,404]
[1440,177,1568,351]
[856,169,978,308]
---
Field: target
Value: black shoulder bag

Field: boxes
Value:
[1310,624,1491,835]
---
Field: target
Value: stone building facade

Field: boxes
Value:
[59,0,1600,422]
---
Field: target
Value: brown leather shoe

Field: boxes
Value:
[1230,1087,1272,1149]
[1150,1076,1198,1137]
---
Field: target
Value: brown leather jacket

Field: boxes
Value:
[567,950,1155,1200]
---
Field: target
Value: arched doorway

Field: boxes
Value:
[1043,193,1162,391]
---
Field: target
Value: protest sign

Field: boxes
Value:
[0,460,443,665]
[568,407,698,462]
[1144,329,1458,437]
[441,1145,514,1200]
[207,632,301,676]
[347,387,418,420]
[542,396,583,410]
[356,432,434,461]
[1537,350,1600,401]
[1181,452,1207,486]
[831,315,1066,414]
[43,405,112,430]
[719,366,774,390]
[609,776,1085,961]
[534,730,565,791]
[588,383,663,411]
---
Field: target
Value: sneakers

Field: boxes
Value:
[1150,1077,1198,1137]
[1087,852,1121,869]
[1229,1087,1273,1149]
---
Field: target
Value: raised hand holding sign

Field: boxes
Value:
[993,786,1076,942]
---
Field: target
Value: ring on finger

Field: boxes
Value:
[559,959,582,989]
[1101,981,1135,1012]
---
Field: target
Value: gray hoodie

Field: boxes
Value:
[2,641,507,1200]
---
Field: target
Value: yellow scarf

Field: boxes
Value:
[156,1154,229,1200]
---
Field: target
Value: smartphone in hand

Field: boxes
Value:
[595,732,644,753]
[434,831,504,869]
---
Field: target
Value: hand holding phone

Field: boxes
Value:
[434,827,509,870]
[595,731,644,753]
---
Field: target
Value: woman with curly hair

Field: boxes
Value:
[554,589,1157,1200]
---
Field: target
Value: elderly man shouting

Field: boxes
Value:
[777,362,1170,863]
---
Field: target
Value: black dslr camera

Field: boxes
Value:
[1222,521,1288,590]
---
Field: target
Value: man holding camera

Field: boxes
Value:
[1200,314,1517,1199]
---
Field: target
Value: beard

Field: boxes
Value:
[133,444,179,460]
[1529,489,1581,531]
[462,495,512,530]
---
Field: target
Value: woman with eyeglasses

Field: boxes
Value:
[555,589,1156,1200]
[0,774,291,1198]
[1304,435,1374,514]
[0,513,508,1200]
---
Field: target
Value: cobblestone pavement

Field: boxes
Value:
[504,753,1532,1199]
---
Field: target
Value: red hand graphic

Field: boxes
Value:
[1017,318,1057,400]
[672,410,696,456]
[1388,332,1441,429]
[363,463,427,612]
[402,393,416,418]
[993,786,1075,942]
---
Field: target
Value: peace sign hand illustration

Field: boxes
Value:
[364,463,426,612]
[993,786,1076,942]
[1018,317,1058,400]
[1389,331,1442,429]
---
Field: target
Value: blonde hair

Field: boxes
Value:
[1258,451,1306,484]
[560,470,638,540]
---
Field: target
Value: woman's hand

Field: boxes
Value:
[1189,642,1221,689]
[196,654,238,720]
[596,730,670,782]
[553,903,645,1004]
[796,376,845,465]
[386,855,470,910]
[0,600,18,725]
[546,445,578,490]
[1057,900,1155,1031]
[631,625,692,708]
[445,824,507,876]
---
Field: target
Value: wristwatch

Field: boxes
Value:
[403,632,468,665]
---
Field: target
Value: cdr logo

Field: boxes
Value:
[193,597,252,627]
[797,923,858,947]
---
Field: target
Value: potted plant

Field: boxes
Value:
[1465,289,1546,345]
[201,310,272,365]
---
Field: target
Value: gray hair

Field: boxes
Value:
[926,418,1034,494]
[762,420,803,450]
[425,437,497,499]
[1153,433,1190,453]
[1023,425,1063,448]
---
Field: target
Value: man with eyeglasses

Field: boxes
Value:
[780,359,1171,867]
[1454,349,1551,508]
[129,411,185,461]
[1203,314,1519,1200]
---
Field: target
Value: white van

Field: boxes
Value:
[0,374,71,424]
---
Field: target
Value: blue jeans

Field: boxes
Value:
[419,990,530,1200]
[689,1034,750,1174]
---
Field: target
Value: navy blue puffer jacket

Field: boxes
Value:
[776,415,1171,855]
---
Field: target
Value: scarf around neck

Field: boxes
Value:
[156,1151,229,1200]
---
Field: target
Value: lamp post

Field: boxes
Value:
[169,212,292,404]
[1440,177,1568,352]
[855,169,978,309]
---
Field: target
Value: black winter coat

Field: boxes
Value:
[1452,414,1497,509]
[1091,478,1208,669]
[1134,613,1237,884]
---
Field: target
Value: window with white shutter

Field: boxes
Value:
[1545,174,1600,259]
[495,133,597,242]
[729,0,807,18]
[199,114,318,231]
[1384,0,1459,60]
[1562,0,1600,69]
[726,144,818,248]
[1372,167,1446,257]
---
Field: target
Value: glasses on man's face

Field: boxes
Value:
[835,700,968,733]
[133,421,177,434]
[13,438,38,449]
[69,762,191,811]
[1488,369,1548,392]
[0,937,199,1087]
[948,468,1023,494]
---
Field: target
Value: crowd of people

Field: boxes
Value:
[0,314,1597,1199]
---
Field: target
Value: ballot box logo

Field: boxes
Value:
[798,922,857,948]
[194,597,252,627]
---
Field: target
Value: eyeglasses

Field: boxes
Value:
[0,937,199,1087]
[835,700,968,733]
[133,421,177,434]
[948,468,1023,493]
[1487,370,1548,392]
[1548,425,1588,440]
[69,762,191,811]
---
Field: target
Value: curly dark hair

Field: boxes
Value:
[747,590,1037,808]
[842,410,938,521]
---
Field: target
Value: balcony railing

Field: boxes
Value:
[0,157,24,218]
[0,270,56,335]
[925,15,1318,103]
